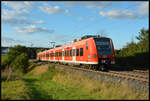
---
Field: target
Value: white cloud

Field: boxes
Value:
[2,1,32,25]
[34,20,45,24]
[89,17,95,21]
[39,4,69,14]
[63,2,112,9]
[137,2,149,16]
[14,25,54,34]
[99,2,149,19]
[3,1,34,11]
[2,9,31,25]
[2,8,44,25]
[99,10,137,19]
[77,17,83,22]
[2,36,27,45]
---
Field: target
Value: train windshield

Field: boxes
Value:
[94,38,112,55]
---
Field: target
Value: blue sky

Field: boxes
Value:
[2,1,149,49]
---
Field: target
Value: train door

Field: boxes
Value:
[62,49,64,61]
[54,50,56,61]
[73,47,76,62]
[49,52,51,61]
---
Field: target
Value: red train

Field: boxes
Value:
[37,35,115,70]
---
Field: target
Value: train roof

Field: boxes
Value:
[72,35,110,43]
[37,35,112,54]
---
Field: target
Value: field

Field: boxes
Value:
[1,64,149,100]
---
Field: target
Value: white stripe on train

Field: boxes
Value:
[40,59,115,65]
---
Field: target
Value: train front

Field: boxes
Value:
[94,37,115,67]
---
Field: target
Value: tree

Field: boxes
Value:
[136,28,149,53]
[116,28,149,67]
[7,45,29,62]
[10,53,29,73]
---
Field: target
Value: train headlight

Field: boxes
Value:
[93,54,96,57]
[88,55,91,58]
[88,54,97,58]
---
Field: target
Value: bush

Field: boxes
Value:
[115,28,149,68]
[10,53,29,73]
[1,55,12,70]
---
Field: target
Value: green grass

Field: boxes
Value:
[1,80,29,100]
[1,55,8,64]
[1,64,149,100]
[1,64,99,100]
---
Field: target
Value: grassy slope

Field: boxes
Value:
[1,64,149,100]
[52,69,149,100]
[1,65,99,100]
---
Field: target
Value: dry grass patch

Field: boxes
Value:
[52,70,149,100]
[33,65,48,76]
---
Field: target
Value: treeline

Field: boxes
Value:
[115,28,149,69]
[1,45,47,81]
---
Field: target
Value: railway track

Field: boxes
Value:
[31,60,149,83]
[65,66,149,83]
[108,71,149,83]
[133,70,149,73]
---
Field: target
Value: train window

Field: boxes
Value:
[70,50,72,56]
[65,51,66,56]
[86,43,88,50]
[67,50,69,56]
[62,51,64,56]
[76,48,79,56]
[46,53,49,57]
[59,52,60,56]
[80,48,83,56]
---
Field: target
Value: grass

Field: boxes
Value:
[1,80,29,100]
[52,67,149,100]
[1,64,149,100]
[1,64,99,100]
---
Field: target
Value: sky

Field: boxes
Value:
[1,1,149,49]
